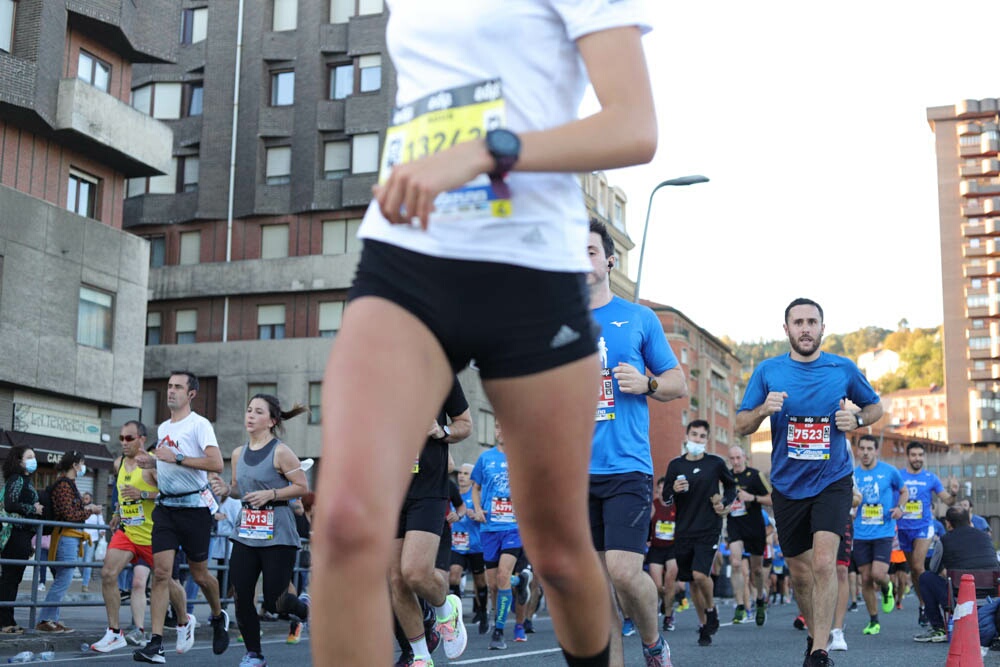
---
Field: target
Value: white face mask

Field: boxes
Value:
[685,441,706,457]
[77,463,87,477]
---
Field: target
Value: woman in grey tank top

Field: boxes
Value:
[209,395,310,667]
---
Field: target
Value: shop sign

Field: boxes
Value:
[12,404,102,444]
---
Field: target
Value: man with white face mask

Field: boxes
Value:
[662,420,736,647]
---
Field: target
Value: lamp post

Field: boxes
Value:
[633,175,710,302]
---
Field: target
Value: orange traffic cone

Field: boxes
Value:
[946,574,984,667]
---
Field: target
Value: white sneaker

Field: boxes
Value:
[176,612,196,654]
[91,627,127,653]
[827,627,848,652]
[435,594,468,659]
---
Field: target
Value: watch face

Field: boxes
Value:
[489,130,520,157]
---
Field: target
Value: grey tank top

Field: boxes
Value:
[232,439,300,548]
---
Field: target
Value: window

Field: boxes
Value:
[972,278,983,289]
[77,51,110,92]
[308,382,322,424]
[131,83,182,119]
[971,237,982,248]
[478,411,495,446]
[248,383,278,402]
[146,312,162,345]
[359,55,381,93]
[180,7,207,44]
[184,83,203,116]
[352,134,379,174]
[141,389,159,428]
[67,170,99,218]
[358,0,383,15]
[318,301,344,337]
[330,64,353,100]
[323,141,350,179]
[78,286,113,350]
[147,236,166,268]
[680,348,688,364]
[257,305,286,340]
[266,147,291,185]
[261,224,289,259]
[270,70,294,106]
[178,156,199,192]
[0,0,14,53]
[179,231,201,265]
[176,309,197,344]
[322,219,363,254]
[330,0,352,23]
[273,0,297,31]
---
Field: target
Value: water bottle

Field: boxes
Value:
[947,614,954,642]
[677,474,687,492]
[7,651,34,663]
[80,642,92,653]
[38,652,54,661]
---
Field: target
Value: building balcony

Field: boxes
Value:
[986,198,1000,215]
[964,244,986,258]
[964,262,1000,278]
[960,160,1000,178]
[968,305,990,318]
[969,365,1000,381]
[53,78,172,177]
[969,347,996,361]
[957,98,999,119]
[959,122,981,136]
[963,219,1000,237]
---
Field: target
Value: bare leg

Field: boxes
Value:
[908,538,931,606]
[728,541,745,609]
[832,564,848,631]
[606,550,659,646]
[788,531,840,656]
[150,551,182,636]
[690,572,713,626]
[187,559,221,617]
[100,550,133,628]
[130,565,151,629]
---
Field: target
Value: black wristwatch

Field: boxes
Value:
[646,377,658,395]
[485,129,521,177]
[175,452,186,465]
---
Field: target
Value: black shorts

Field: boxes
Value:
[888,560,910,574]
[772,474,853,559]
[450,551,486,575]
[727,520,766,557]
[836,518,854,567]
[151,505,213,563]
[588,472,653,554]
[675,537,719,582]
[852,537,893,567]
[645,545,675,566]
[397,497,447,538]
[436,521,452,571]
[351,240,598,379]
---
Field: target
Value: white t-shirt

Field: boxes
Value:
[156,412,219,508]
[359,0,651,272]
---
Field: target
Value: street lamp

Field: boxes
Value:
[633,175,710,302]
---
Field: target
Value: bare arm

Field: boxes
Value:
[735,391,788,436]
[431,408,473,444]
[647,366,687,403]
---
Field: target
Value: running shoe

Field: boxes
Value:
[918,606,928,627]
[124,626,147,647]
[794,615,807,630]
[755,598,768,626]
[133,639,166,664]
[642,635,673,667]
[434,594,467,659]
[91,627,127,653]
[514,569,533,607]
[705,607,719,635]
[913,627,946,643]
[848,601,858,612]
[287,620,301,644]
[733,605,747,624]
[394,652,413,667]
[489,627,506,650]
[513,623,527,642]
[211,610,230,654]
[478,611,489,635]
[880,581,894,614]
[676,597,690,612]
[697,625,711,646]
[239,653,267,667]
[523,618,534,633]
[663,615,675,632]
[410,658,433,667]
[176,612,196,654]
[622,618,636,636]
[804,649,835,666]
[827,628,847,651]
[862,621,880,635]
[426,627,440,655]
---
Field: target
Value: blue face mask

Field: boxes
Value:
[24,458,37,474]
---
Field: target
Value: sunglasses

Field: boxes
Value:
[119,435,139,442]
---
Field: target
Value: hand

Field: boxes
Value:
[472,508,486,523]
[760,391,787,416]
[108,515,120,532]
[33,502,43,515]
[242,490,274,510]
[119,484,141,501]
[612,363,648,395]
[946,475,960,495]
[89,504,103,515]
[737,489,755,503]
[134,453,155,470]
[153,447,179,464]
[673,478,689,493]
[835,399,860,432]
[374,139,493,229]
[209,475,228,497]
[428,421,446,440]
[710,493,727,516]
[446,510,459,524]
[890,506,903,520]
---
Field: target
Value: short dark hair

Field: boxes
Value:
[169,370,199,392]
[122,420,147,438]
[589,219,615,260]
[687,419,710,434]
[784,298,824,323]
[945,506,971,528]
[858,434,878,449]
[905,441,924,454]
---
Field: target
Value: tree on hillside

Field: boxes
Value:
[873,327,943,393]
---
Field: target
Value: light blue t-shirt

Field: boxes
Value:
[451,487,481,554]
[739,352,880,499]
[898,469,943,530]
[590,297,678,475]
[854,461,903,540]
[471,448,517,533]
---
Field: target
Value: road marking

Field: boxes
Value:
[450,647,563,664]
[45,637,296,662]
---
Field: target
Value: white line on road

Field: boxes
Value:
[450,648,564,664]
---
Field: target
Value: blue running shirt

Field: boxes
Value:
[853,461,903,540]
[897,469,943,531]
[451,487,481,554]
[471,447,517,533]
[590,297,678,475]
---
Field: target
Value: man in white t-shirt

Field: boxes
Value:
[133,371,230,664]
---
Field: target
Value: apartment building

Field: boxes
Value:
[0,0,175,495]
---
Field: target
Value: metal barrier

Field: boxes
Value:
[0,515,311,631]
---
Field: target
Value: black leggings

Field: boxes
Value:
[0,530,33,627]
[229,541,298,654]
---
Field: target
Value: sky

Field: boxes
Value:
[590,1,1000,343]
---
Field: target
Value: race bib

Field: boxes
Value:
[786,416,831,460]
[380,79,511,222]
[729,497,747,518]
[773,564,785,575]
[596,368,616,422]
[199,487,219,514]
[861,503,884,526]
[490,496,515,524]
[120,501,145,527]
[238,507,275,540]
[412,457,420,474]
[903,500,923,521]
[452,531,470,553]
[654,520,675,541]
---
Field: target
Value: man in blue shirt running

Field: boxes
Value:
[897,440,958,627]
[736,298,883,667]
[586,221,686,667]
